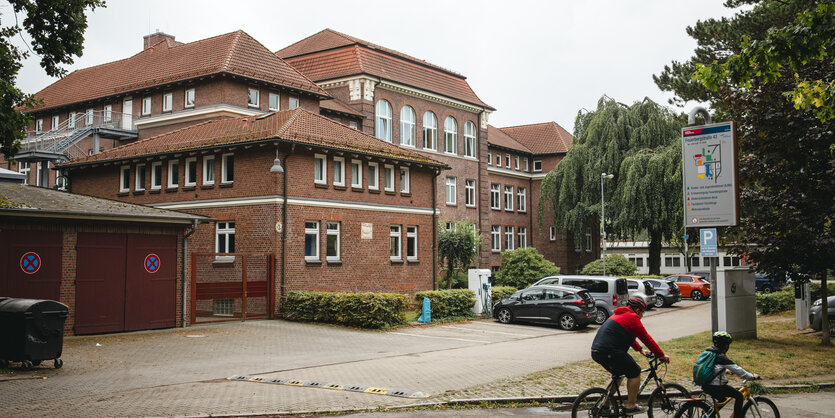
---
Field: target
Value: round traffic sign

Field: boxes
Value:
[691,217,699,224]
[144,253,160,273]
[20,252,41,274]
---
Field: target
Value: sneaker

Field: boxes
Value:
[622,405,646,415]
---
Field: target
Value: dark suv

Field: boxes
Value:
[755,273,787,293]
[643,278,681,308]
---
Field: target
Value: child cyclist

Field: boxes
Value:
[702,331,760,417]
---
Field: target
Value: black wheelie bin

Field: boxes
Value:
[0,298,68,369]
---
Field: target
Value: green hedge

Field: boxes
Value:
[756,289,795,314]
[283,291,409,329]
[491,286,518,302]
[414,289,475,320]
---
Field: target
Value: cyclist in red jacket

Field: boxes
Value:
[590,297,670,415]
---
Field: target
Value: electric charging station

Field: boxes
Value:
[468,269,492,317]
[720,269,757,339]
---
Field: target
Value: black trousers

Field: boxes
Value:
[703,384,744,417]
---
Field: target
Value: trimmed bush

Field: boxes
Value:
[493,247,560,288]
[581,254,637,276]
[756,289,794,314]
[490,286,518,302]
[414,289,475,320]
[283,291,409,329]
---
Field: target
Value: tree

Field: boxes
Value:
[539,97,683,275]
[655,0,834,345]
[581,255,637,276]
[493,247,560,289]
[1,0,104,161]
[437,220,482,289]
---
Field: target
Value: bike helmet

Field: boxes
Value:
[713,331,733,348]
[627,296,647,313]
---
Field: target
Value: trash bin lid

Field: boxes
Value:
[0,298,68,314]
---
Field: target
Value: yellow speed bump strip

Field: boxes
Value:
[228,375,427,398]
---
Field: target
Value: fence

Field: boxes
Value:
[190,253,275,324]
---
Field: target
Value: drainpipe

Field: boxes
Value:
[279,144,294,311]
[182,218,198,327]
[432,168,438,290]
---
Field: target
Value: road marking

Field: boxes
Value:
[441,325,537,337]
[228,375,427,398]
[389,332,490,344]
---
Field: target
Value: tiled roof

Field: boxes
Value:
[60,108,444,168]
[487,125,531,153]
[278,29,493,110]
[319,98,362,117]
[29,30,328,112]
[499,122,573,155]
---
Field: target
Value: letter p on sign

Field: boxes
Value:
[700,228,718,257]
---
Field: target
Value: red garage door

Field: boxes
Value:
[76,233,176,335]
[0,230,62,301]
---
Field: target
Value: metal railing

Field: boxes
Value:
[21,110,135,153]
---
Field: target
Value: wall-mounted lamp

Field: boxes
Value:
[270,149,284,173]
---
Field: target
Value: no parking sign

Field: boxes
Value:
[144,253,160,273]
[20,252,41,274]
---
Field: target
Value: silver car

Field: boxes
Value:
[626,279,657,309]
[809,296,835,331]
[532,275,629,325]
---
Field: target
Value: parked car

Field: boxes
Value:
[493,285,596,330]
[754,273,787,293]
[809,296,835,332]
[690,271,711,283]
[665,274,711,300]
[643,278,681,308]
[626,279,657,309]
[532,275,629,325]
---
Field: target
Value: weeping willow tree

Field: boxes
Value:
[540,96,683,274]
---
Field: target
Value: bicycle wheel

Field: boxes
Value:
[572,387,613,418]
[741,396,780,418]
[673,399,711,418]
[647,383,690,418]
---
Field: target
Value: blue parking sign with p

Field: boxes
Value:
[700,228,718,257]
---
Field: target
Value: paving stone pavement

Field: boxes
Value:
[0,300,748,417]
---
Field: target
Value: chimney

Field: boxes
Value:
[143,30,175,50]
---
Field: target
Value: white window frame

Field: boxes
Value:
[406,225,418,261]
[464,121,476,157]
[18,162,30,185]
[368,162,379,190]
[36,162,45,187]
[216,222,236,254]
[525,158,530,172]
[491,226,501,252]
[400,106,416,147]
[515,155,520,170]
[142,97,152,116]
[314,154,327,185]
[103,105,112,122]
[305,221,320,261]
[68,112,77,129]
[288,94,299,110]
[585,232,592,252]
[504,185,514,211]
[487,151,492,166]
[351,159,362,188]
[490,184,501,210]
[550,226,557,241]
[326,221,340,262]
[444,116,457,155]
[150,161,163,190]
[465,179,476,207]
[333,156,345,187]
[185,157,197,187]
[35,118,43,132]
[120,165,130,192]
[384,164,395,192]
[445,176,457,205]
[269,92,280,111]
[533,159,543,172]
[135,163,146,191]
[162,92,173,112]
[55,170,67,190]
[168,160,179,188]
[390,225,402,261]
[349,120,359,129]
[247,87,259,108]
[51,115,59,130]
[202,155,215,186]
[399,167,410,193]
[184,88,195,108]
[423,111,437,151]
[517,187,527,212]
[85,108,94,126]
[518,227,527,249]
[495,152,501,167]
[221,153,234,184]
[505,154,511,168]
[505,226,515,251]
[375,100,392,141]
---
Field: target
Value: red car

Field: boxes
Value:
[665,274,711,300]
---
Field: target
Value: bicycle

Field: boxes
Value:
[572,353,690,417]
[673,379,779,418]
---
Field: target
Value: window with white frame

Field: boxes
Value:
[314,154,327,185]
[222,153,234,184]
[495,151,501,167]
[515,155,520,170]
[349,120,358,129]
[333,156,345,187]
[444,116,457,154]
[216,222,235,253]
[135,164,146,191]
[305,221,320,261]
[151,161,162,189]
[35,118,43,132]
[445,176,457,205]
[465,179,476,207]
[491,226,501,252]
[463,121,476,157]
[36,162,45,187]
[400,106,415,147]
[119,165,129,192]
[163,92,173,112]
[368,162,379,190]
[375,100,392,141]
[518,227,527,248]
[390,225,402,261]
[549,226,557,241]
[504,185,514,211]
[487,151,492,165]
[399,167,409,193]
[351,160,362,188]
[423,111,437,150]
[55,170,66,190]
[247,88,259,108]
[517,187,526,212]
[326,222,340,261]
[103,105,112,122]
[202,155,215,185]
[51,115,59,130]
[18,162,30,185]
[490,184,500,209]
[504,226,514,250]
[168,160,179,188]
[406,225,418,260]
[85,108,94,125]
[288,94,299,110]
[533,159,543,172]
[505,153,511,168]
[68,112,77,129]
[142,97,151,115]
[269,92,280,111]
[524,157,530,172]
[585,232,592,252]
[185,157,197,187]
[185,88,195,108]
[384,164,395,192]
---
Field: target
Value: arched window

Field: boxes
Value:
[444,116,457,155]
[464,121,476,157]
[375,100,392,141]
[400,106,416,147]
[423,112,437,151]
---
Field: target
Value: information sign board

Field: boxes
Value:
[682,122,739,227]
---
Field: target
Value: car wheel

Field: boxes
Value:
[594,308,608,325]
[559,313,577,330]
[691,290,704,301]
[762,285,773,293]
[496,308,513,324]
[654,297,665,308]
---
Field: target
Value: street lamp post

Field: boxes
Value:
[601,173,614,276]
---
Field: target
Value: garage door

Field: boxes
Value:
[76,233,176,335]
[0,230,62,300]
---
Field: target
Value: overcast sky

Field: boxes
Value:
[6,0,741,134]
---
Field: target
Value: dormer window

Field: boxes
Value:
[142,97,152,116]
[185,88,195,108]
[247,88,259,108]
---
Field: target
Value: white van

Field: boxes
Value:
[532,275,629,325]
